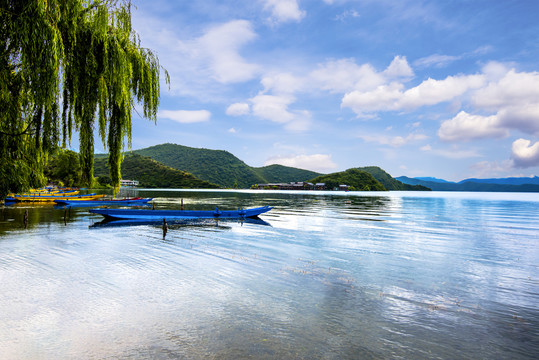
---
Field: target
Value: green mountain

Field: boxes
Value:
[359,166,431,191]
[134,143,321,188]
[134,143,264,188]
[253,164,320,184]
[309,168,387,191]
[94,154,220,189]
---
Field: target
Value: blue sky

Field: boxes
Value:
[95,0,539,181]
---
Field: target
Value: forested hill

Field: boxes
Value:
[93,154,220,189]
[253,164,321,184]
[134,143,321,188]
[309,168,387,191]
[359,166,431,191]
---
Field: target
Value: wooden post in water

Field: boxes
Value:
[181,198,184,210]
[23,209,28,229]
[162,218,168,239]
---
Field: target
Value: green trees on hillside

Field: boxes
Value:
[254,164,321,184]
[359,166,431,191]
[93,154,220,189]
[310,168,387,191]
[0,0,166,198]
[136,143,267,188]
[135,143,324,188]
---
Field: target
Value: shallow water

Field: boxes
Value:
[1,190,538,359]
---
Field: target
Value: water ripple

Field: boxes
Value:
[0,191,538,359]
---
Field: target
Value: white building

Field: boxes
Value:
[120,179,139,187]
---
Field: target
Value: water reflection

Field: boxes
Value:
[0,190,538,359]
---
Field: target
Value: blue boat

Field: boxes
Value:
[90,217,272,228]
[89,206,272,221]
[55,197,152,207]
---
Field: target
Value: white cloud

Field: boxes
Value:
[250,94,311,132]
[413,54,461,68]
[413,46,492,69]
[341,82,404,113]
[228,128,237,133]
[340,61,539,142]
[342,74,485,115]
[251,94,295,124]
[333,9,360,22]
[226,103,250,116]
[310,60,383,93]
[420,143,482,159]
[469,160,515,178]
[261,72,304,94]
[359,132,428,147]
[264,0,305,24]
[400,74,485,109]
[472,68,539,110]
[265,154,337,172]
[498,104,539,136]
[511,138,539,168]
[438,111,508,142]
[421,144,482,159]
[130,15,261,98]
[159,110,211,124]
[310,57,410,94]
[435,65,539,143]
[383,56,414,79]
[480,61,510,81]
[199,20,260,83]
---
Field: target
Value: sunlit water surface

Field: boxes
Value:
[0,190,538,359]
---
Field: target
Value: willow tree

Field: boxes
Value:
[0,0,166,198]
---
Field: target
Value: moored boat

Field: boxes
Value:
[55,197,152,207]
[5,193,105,202]
[89,206,272,221]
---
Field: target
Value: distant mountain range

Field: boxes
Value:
[94,142,537,192]
[99,143,426,191]
[397,176,539,192]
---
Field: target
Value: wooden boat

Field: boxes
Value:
[9,190,80,197]
[55,197,153,206]
[89,206,272,221]
[90,216,272,228]
[5,193,105,202]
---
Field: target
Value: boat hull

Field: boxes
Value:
[89,206,272,220]
[55,198,152,206]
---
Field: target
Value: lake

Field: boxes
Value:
[0,190,538,359]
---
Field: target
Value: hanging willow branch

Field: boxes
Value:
[0,0,167,197]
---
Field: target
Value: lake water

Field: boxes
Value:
[0,190,538,359]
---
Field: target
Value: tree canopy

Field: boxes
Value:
[0,0,167,198]
[309,168,387,191]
